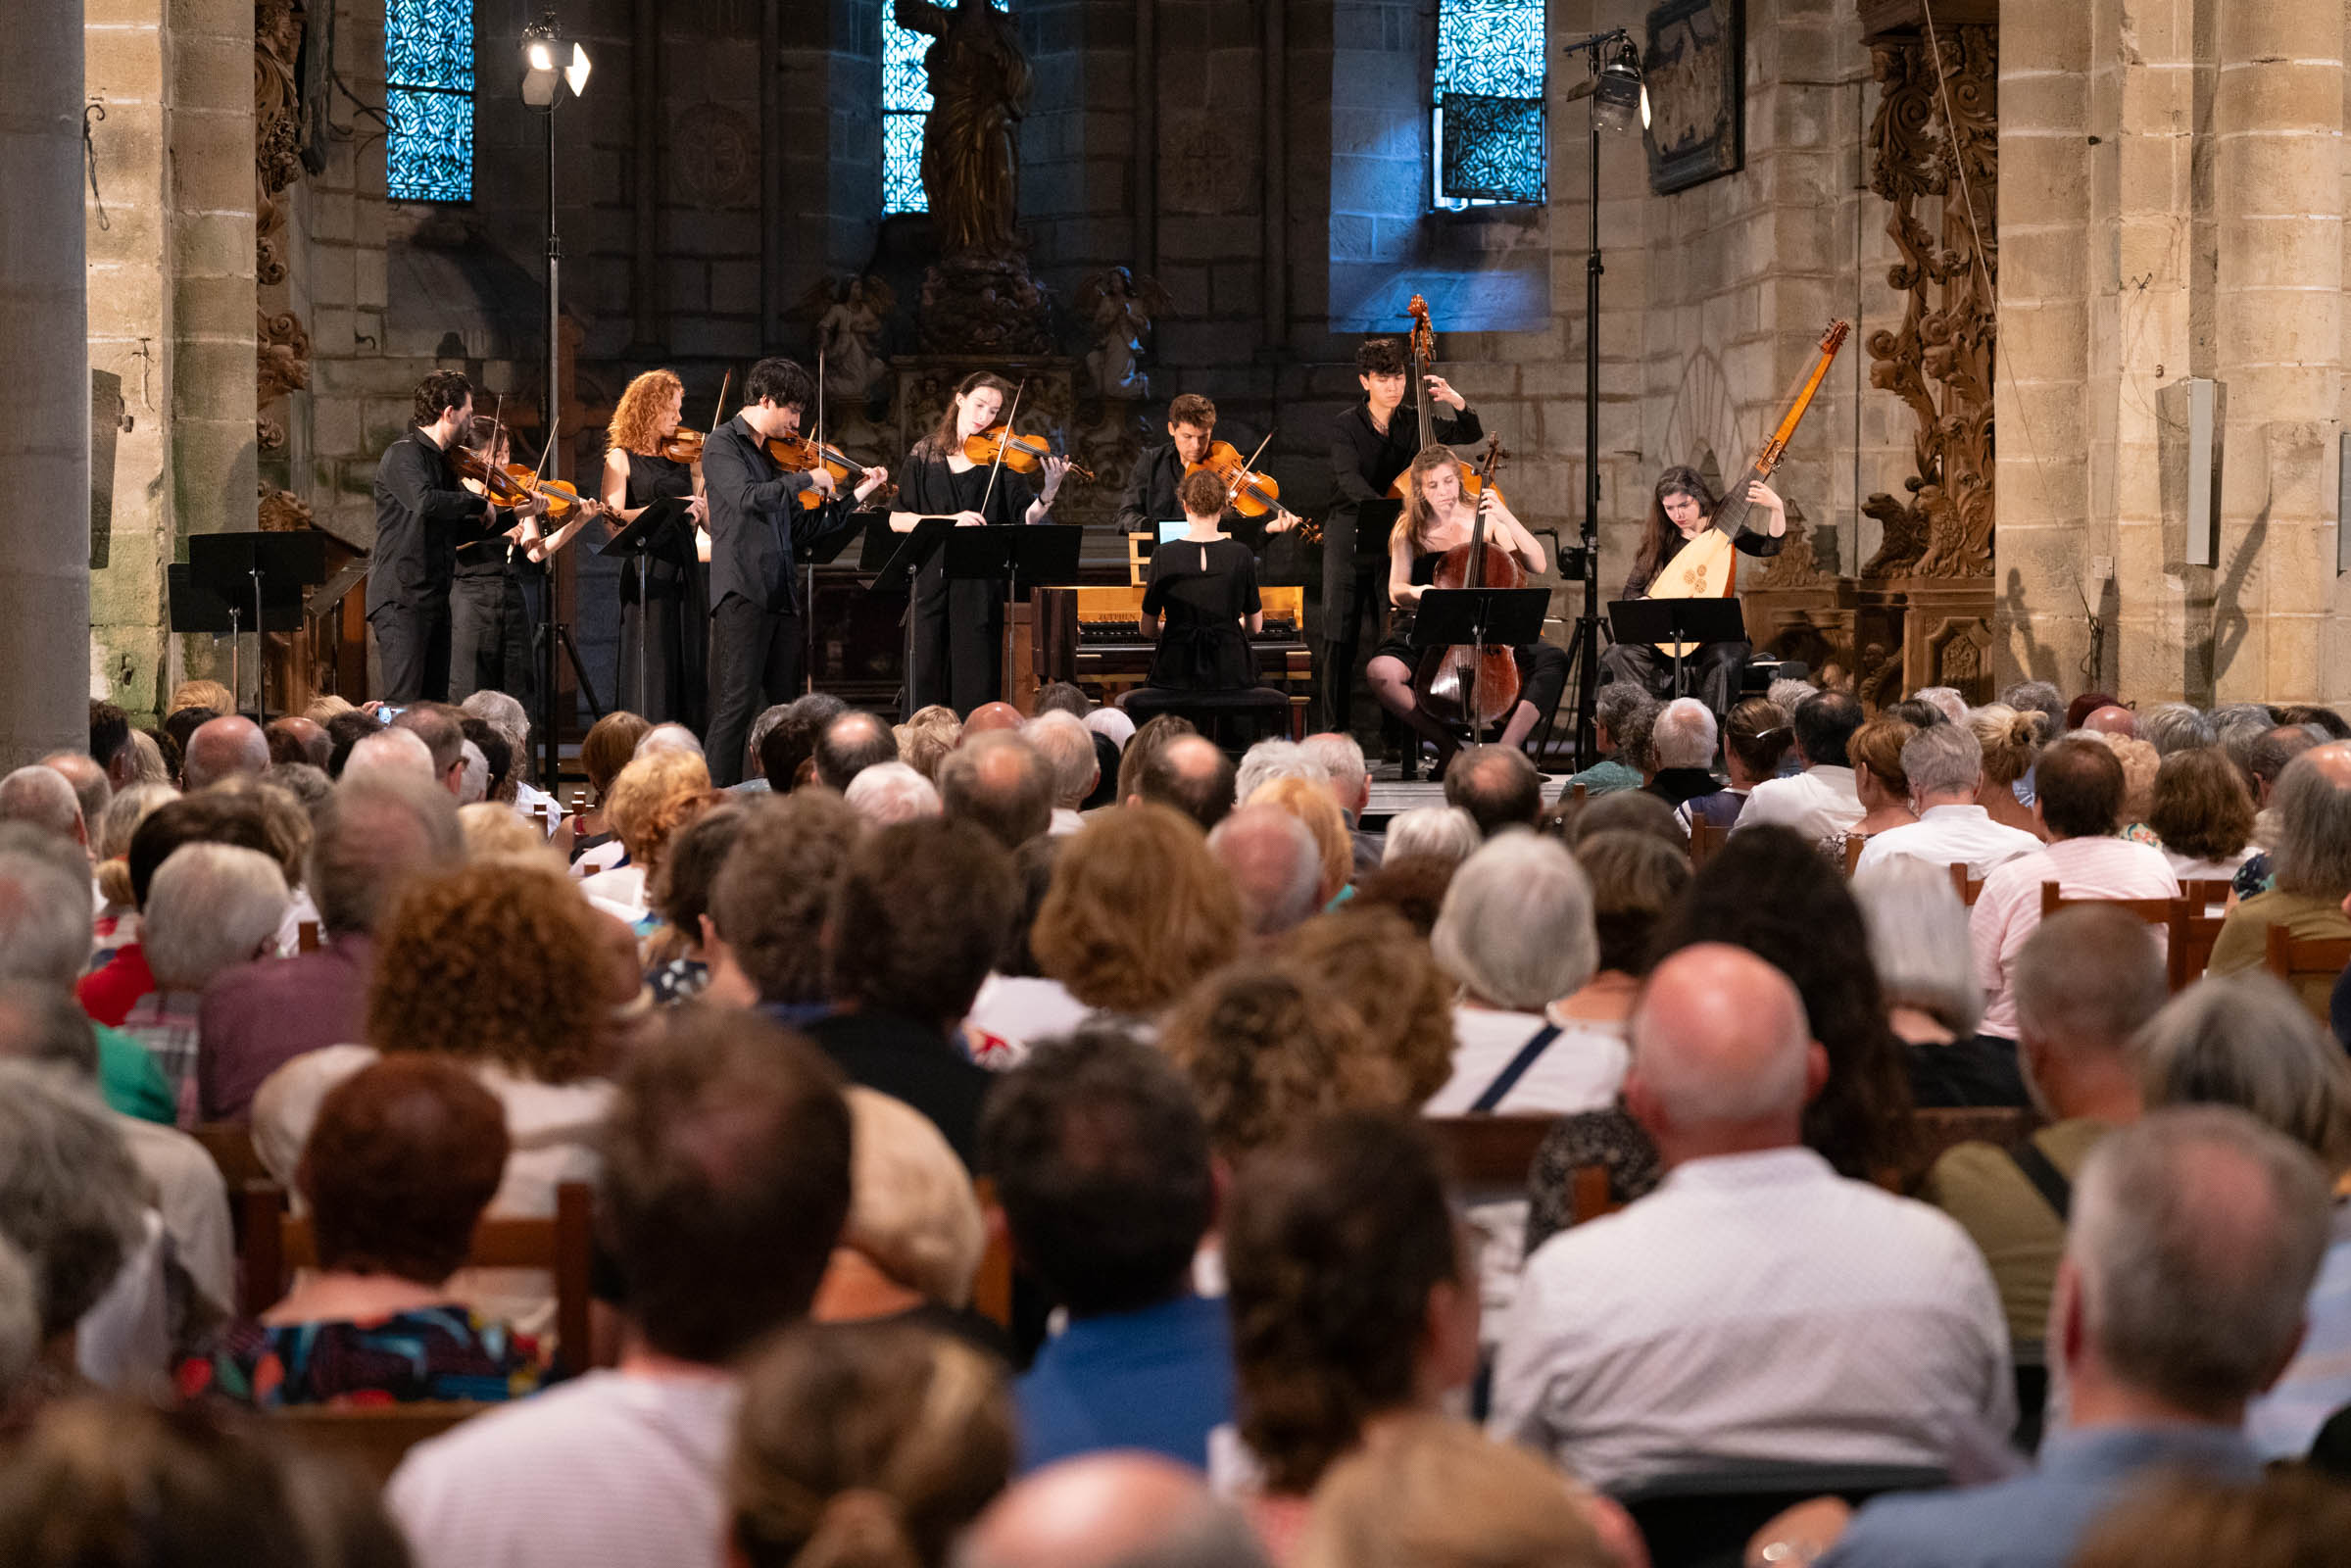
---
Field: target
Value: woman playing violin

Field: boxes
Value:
[886,369,1070,717]
[1366,445,1568,771]
[449,416,554,705]
[1597,465,1787,718]
[601,369,713,728]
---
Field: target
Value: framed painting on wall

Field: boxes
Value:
[1644,0,1743,194]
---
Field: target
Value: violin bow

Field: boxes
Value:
[976,377,1025,520]
[710,369,731,432]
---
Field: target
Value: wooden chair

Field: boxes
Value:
[1842,834,1866,876]
[1566,1164,1623,1226]
[2038,883,2178,924]
[239,1181,599,1378]
[272,1403,487,1487]
[1689,818,1728,867]
[969,1176,1013,1332]
[1910,1106,2042,1172]
[2263,927,2351,994]
[1424,1115,1557,1191]
[192,1121,269,1193]
[2167,903,2227,993]
[296,920,320,953]
[2180,877,2235,912]
[1946,863,1985,906]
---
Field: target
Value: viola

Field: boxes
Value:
[1414,435,1522,733]
[763,433,896,511]
[962,424,1096,483]
[1187,438,1317,542]
[1386,294,1500,508]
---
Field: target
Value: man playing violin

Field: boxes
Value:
[704,356,891,786]
[1114,393,1301,552]
[1324,337,1481,734]
[370,371,524,704]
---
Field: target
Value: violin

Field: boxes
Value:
[1414,435,1522,734]
[763,433,897,511]
[1386,294,1500,508]
[962,424,1096,483]
[1187,438,1318,543]
[658,426,705,464]
[450,445,597,526]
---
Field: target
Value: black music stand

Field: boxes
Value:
[1407,585,1552,746]
[171,532,328,724]
[596,495,692,713]
[864,517,956,719]
[944,525,1085,708]
[1607,599,1749,700]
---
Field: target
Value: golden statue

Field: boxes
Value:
[893,0,1031,255]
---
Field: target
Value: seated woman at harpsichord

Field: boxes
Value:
[1131,468,1267,695]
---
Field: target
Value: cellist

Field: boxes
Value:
[1598,465,1788,717]
[1367,445,1566,772]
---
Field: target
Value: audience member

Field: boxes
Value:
[1644,698,1720,809]
[161,705,216,783]
[1887,696,1950,729]
[709,789,862,1025]
[1812,1108,2327,1568]
[728,1320,1013,1568]
[1444,743,1543,838]
[962,836,1087,1066]
[2209,743,2351,1014]
[1847,714,1921,838]
[571,709,653,870]
[0,835,173,1123]
[1971,737,2179,1050]
[1380,804,1481,868]
[578,747,713,921]
[37,753,109,848]
[941,731,1054,850]
[1967,703,2045,837]
[1301,732,1380,879]
[1025,710,1100,833]
[1279,907,1456,1110]
[199,772,462,1119]
[753,692,847,794]
[1925,906,2161,1348]
[811,709,900,795]
[1492,944,2010,1491]
[260,760,330,819]
[1297,1416,1615,1568]
[845,759,944,825]
[89,699,135,790]
[124,843,289,1124]
[90,782,175,955]
[181,1054,539,1406]
[2068,1466,2351,1568]
[341,724,437,789]
[0,763,84,847]
[1220,1114,1481,1559]
[2001,679,2067,744]
[390,704,468,797]
[898,704,964,784]
[1548,827,1687,1039]
[1234,739,1328,807]
[1243,775,1351,906]
[79,792,279,1026]
[965,1453,1269,1568]
[1680,696,1792,829]
[320,708,384,777]
[0,1061,146,1389]
[1158,961,1377,1161]
[809,817,1015,1163]
[1208,804,1324,944]
[2137,700,2215,757]
[181,713,269,791]
[1568,685,1656,797]
[459,798,555,860]
[2091,730,2161,838]
[0,1235,32,1407]
[642,803,749,1004]
[965,701,1025,737]
[1737,691,1866,852]
[811,1087,992,1345]
[982,1028,1229,1471]
[388,1008,854,1568]
[1853,858,2010,1104]
[2135,973,2351,1455]
[1854,721,2042,875]
[2146,744,2257,879]
[1033,806,1244,1026]
[262,715,329,773]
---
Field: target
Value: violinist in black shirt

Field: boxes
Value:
[1323,337,1480,731]
[1115,393,1301,554]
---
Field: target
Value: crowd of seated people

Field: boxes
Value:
[6,676,2351,1568]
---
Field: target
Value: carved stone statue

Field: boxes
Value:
[1077,268,1166,402]
[893,0,1031,258]
[798,274,895,435]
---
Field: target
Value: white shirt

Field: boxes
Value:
[1424,1007,1628,1117]
[389,1370,740,1568]
[272,887,321,958]
[2164,846,2253,883]
[578,862,650,923]
[514,781,563,835]
[1734,765,1864,853]
[961,972,1095,1069]
[1853,804,2044,878]
[1970,836,2180,1037]
[116,1113,234,1315]
[570,838,627,880]
[1489,1147,2013,1494]
[1050,807,1086,837]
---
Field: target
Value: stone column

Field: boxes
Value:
[0,0,91,764]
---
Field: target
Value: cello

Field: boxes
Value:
[1647,319,1850,656]
[1414,435,1522,734]
[1387,294,1497,506]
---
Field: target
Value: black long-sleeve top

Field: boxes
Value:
[1622,526,1785,601]
[1323,399,1482,621]
[369,427,490,613]
[1115,441,1261,548]
[703,414,858,613]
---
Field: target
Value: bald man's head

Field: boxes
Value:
[1134,733,1236,833]
[266,715,330,769]
[182,714,269,791]
[963,1453,1265,1568]
[0,767,83,847]
[1626,943,1823,1154]
[36,754,107,842]
[963,702,1025,738]
[1208,804,1322,940]
[2082,705,2136,738]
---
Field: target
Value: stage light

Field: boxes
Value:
[1594,39,1646,134]
[519,16,588,108]
[565,42,592,97]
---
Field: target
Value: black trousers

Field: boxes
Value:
[706,591,803,787]
[370,601,450,704]
[448,569,535,704]
[1599,636,1751,718]
[908,557,1002,717]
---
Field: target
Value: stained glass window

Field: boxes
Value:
[882,0,1008,217]
[1434,0,1545,207]
[386,0,474,203]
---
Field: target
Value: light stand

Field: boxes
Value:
[521,13,590,788]
[1558,29,1646,766]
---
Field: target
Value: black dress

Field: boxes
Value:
[897,454,1034,717]
[1371,549,1570,726]
[1142,536,1259,691]
[614,450,709,728]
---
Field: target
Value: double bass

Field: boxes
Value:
[1387,294,1497,507]
[1415,436,1520,733]
[1648,319,1850,656]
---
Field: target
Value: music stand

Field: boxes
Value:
[1407,586,1553,746]
[172,532,328,724]
[1606,599,1749,700]
[596,495,692,713]
[864,517,956,719]
[944,525,1085,709]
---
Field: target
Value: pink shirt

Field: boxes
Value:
[1970,836,2180,1038]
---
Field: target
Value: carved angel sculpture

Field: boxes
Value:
[1077,267,1166,402]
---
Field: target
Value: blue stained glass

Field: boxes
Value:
[881,0,1008,217]
[386,0,474,203]
[1434,0,1545,206]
